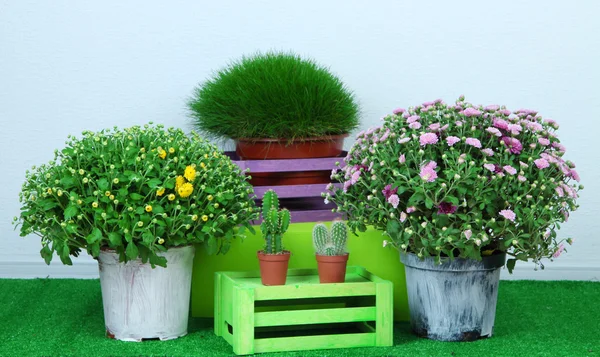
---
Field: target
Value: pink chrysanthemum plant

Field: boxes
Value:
[324,96,582,272]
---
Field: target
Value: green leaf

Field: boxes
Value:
[64,205,78,220]
[425,197,434,209]
[206,236,217,255]
[201,225,212,234]
[125,242,139,261]
[86,228,102,244]
[245,224,256,235]
[220,240,231,255]
[387,220,400,234]
[60,176,76,189]
[147,178,162,189]
[149,253,167,268]
[138,244,150,264]
[152,205,164,214]
[408,192,425,205]
[164,179,175,189]
[98,178,109,191]
[135,206,145,215]
[89,242,100,257]
[130,193,144,201]
[446,196,459,206]
[506,258,517,274]
[40,246,53,265]
[142,231,155,245]
[108,232,121,246]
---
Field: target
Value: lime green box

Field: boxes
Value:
[214,266,393,355]
[191,223,408,321]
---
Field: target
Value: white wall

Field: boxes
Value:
[1,0,598,280]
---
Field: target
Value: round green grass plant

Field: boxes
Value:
[187,52,360,141]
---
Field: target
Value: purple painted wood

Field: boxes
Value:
[253,183,341,199]
[252,210,344,224]
[226,151,347,173]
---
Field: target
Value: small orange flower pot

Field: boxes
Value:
[315,253,349,283]
[257,251,291,286]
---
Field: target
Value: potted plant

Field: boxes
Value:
[258,190,291,285]
[14,123,258,341]
[326,97,582,341]
[312,220,350,283]
[187,51,361,185]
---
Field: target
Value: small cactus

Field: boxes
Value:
[260,190,291,254]
[312,220,348,256]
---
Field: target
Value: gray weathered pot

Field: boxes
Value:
[400,252,506,342]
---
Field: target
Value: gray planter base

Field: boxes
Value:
[400,252,506,342]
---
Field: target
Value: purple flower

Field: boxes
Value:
[534,158,550,169]
[446,136,460,146]
[409,121,422,129]
[484,163,496,172]
[517,175,527,182]
[570,169,580,182]
[382,184,398,199]
[387,194,400,208]
[420,132,439,146]
[420,161,438,182]
[437,202,457,215]
[465,138,482,148]
[429,123,441,131]
[463,108,482,117]
[552,142,566,153]
[440,124,449,131]
[481,148,494,156]
[379,130,390,142]
[350,170,362,184]
[455,120,464,127]
[507,124,522,135]
[484,105,500,111]
[555,186,564,197]
[553,244,564,258]
[493,118,509,130]
[406,206,416,213]
[504,165,517,175]
[398,137,411,144]
[486,127,502,137]
[538,137,550,146]
[393,108,406,114]
[502,137,523,154]
[422,101,436,107]
[407,115,421,124]
[516,109,538,116]
[499,209,516,222]
[499,109,511,116]
[398,154,406,164]
[526,121,543,132]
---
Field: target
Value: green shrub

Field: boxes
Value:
[187,52,360,140]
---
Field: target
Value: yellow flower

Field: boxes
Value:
[200,162,206,169]
[47,188,52,194]
[214,203,219,209]
[105,191,111,197]
[192,215,198,221]
[158,238,165,245]
[57,190,63,197]
[175,175,185,190]
[113,178,119,184]
[168,147,175,154]
[77,199,82,205]
[202,215,208,222]
[207,195,213,201]
[137,221,144,227]
[78,169,85,175]
[92,202,98,208]
[157,187,165,196]
[158,148,167,159]
[168,193,176,201]
[184,165,196,182]
[109,195,115,200]
[177,182,194,198]
[145,205,152,212]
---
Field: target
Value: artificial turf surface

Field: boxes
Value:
[0,279,598,357]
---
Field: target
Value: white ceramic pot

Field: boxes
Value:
[98,245,195,342]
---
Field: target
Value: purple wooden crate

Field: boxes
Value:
[225,151,347,173]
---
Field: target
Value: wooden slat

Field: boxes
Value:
[253,183,341,199]
[232,288,255,355]
[376,282,394,346]
[254,282,376,301]
[232,156,344,173]
[213,272,223,337]
[254,333,376,353]
[254,307,376,327]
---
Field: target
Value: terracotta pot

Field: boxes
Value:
[315,253,349,283]
[235,135,347,160]
[257,250,291,285]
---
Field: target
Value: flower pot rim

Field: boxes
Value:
[236,134,349,143]
[315,253,350,262]
[100,245,195,253]
[400,251,506,272]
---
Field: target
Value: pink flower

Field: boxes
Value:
[499,109,511,116]
[503,165,517,175]
[406,206,416,213]
[379,130,391,142]
[526,121,543,132]
[464,230,472,240]
[553,244,564,258]
[420,161,438,182]
[398,154,406,164]
[393,108,406,114]
[400,212,407,222]
[534,158,550,169]
[538,137,550,146]
[407,115,421,124]
[552,142,566,153]
[422,101,436,107]
[465,138,482,148]
[570,169,580,182]
[484,163,496,172]
[350,170,362,184]
[409,122,422,129]
[458,153,467,164]
[440,124,449,131]
[493,118,509,130]
[446,136,460,146]
[429,123,441,131]
[555,186,564,197]
[499,209,516,222]
[382,184,398,199]
[502,137,523,154]
[484,105,500,111]
[420,132,439,146]
[519,161,528,168]
[507,124,522,135]
[517,175,526,182]
[481,148,494,156]
[343,181,352,192]
[455,121,463,127]
[463,108,482,117]
[398,137,411,144]
[387,194,400,208]
[486,127,502,137]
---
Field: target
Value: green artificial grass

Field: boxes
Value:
[187,52,360,140]
[1,279,598,357]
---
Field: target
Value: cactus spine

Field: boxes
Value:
[260,190,291,254]
[312,220,348,256]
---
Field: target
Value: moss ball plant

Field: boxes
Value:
[187,52,360,141]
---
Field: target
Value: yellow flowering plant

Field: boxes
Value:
[14,123,258,267]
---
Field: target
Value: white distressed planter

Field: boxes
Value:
[400,252,506,342]
[98,245,195,342]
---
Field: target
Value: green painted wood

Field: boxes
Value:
[214,272,223,337]
[254,282,375,301]
[232,288,255,355]
[254,333,376,353]
[375,281,394,346]
[254,306,376,327]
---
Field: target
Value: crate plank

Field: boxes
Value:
[254,307,376,327]
[253,184,340,199]
[254,282,376,301]
[254,333,376,353]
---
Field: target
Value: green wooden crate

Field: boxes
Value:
[214,266,393,355]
